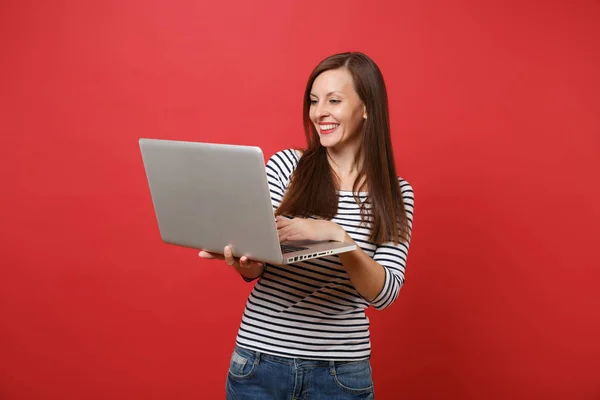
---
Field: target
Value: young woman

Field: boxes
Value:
[199,52,414,399]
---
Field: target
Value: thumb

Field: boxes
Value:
[198,251,210,258]
[199,250,219,259]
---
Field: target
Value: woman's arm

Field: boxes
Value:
[276,217,385,300]
[276,216,410,307]
[336,232,386,302]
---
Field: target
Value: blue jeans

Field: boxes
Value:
[226,345,375,399]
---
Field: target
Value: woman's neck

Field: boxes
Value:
[326,142,365,190]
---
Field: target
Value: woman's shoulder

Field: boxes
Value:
[397,176,414,197]
[268,148,303,165]
[266,148,303,178]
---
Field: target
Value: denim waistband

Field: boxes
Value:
[234,345,370,368]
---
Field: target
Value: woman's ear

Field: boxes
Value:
[363,106,367,120]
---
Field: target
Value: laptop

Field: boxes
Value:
[138,138,357,265]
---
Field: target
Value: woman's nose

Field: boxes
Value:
[315,102,330,118]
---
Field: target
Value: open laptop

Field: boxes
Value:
[138,138,356,265]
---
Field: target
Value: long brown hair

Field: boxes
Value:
[275,52,410,245]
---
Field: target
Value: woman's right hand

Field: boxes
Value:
[198,245,264,269]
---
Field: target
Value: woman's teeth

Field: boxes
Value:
[320,124,339,133]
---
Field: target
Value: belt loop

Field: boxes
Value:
[254,350,261,365]
[329,360,336,374]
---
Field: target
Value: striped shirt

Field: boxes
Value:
[234,149,415,361]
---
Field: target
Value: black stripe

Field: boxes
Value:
[237,333,370,352]
[241,319,370,338]
[245,300,368,321]
[238,327,371,347]
[243,307,370,327]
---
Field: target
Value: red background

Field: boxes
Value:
[1,0,599,399]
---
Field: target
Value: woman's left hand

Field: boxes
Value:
[276,216,347,243]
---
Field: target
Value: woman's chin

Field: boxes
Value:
[319,135,340,148]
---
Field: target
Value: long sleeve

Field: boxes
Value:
[369,180,415,310]
[265,149,300,211]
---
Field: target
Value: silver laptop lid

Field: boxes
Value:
[139,139,284,264]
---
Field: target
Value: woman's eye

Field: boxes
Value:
[329,99,341,104]
[309,99,317,105]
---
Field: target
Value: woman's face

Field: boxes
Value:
[309,68,366,150]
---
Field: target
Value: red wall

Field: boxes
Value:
[1,1,599,399]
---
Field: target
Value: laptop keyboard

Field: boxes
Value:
[280,244,308,254]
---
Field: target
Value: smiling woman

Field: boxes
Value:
[199,52,415,399]
[279,52,411,245]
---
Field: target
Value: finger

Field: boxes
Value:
[279,226,298,242]
[278,224,295,237]
[224,246,237,266]
[198,250,224,260]
[278,231,288,242]
[247,258,264,269]
[277,215,297,225]
[285,233,303,241]
[282,227,304,241]
[239,256,250,269]
[276,219,292,229]
[198,250,212,258]
[281,226,302,240]
[240,256,263,269]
